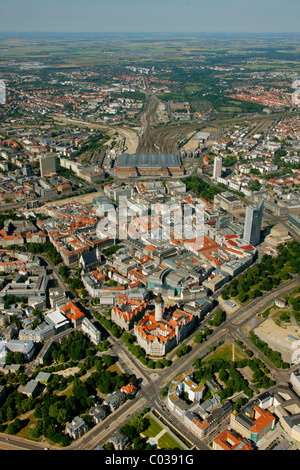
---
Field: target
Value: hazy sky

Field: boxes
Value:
[0,0,299,34]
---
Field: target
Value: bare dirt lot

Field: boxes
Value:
[254,317,300,362]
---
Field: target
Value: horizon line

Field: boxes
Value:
[1,31,300,35]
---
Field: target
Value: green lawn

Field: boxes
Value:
[158,432,184,450]
[205,342,246,362]
[143,415,163,438]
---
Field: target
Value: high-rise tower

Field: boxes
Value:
[243,200,264,246]
[39,154,57,178]
[213,156,222,179]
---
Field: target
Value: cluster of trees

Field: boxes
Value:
[221,241,300,304]
[208,308,226,327]
[97,313,123,339]
[250,179,262,192]
[251,367,275,390]
[120,411,151,450]
[76,131,110,156]
[249,331,289,369]
[219,366,253,401]
[104,408,151,451]
[50,330,94,363]
[28,411,71,446]
[102,245,124,257]
[193,310,227,345]
[88,364,137,396]
[6,417,26,436]
[0,330,137,445]
[0,212,25,230]
[182,175,221,202]
[58,265,86,296]
[222,155,237,167]
[5,351,25,365]
[110,91,146,102]
[175,343,191,358]
[285,287,300,325]
[0,388,35,427]
[143,358,170,369]
[18,240,62,265]
[289,294,300,313]
[193,357,252,401]
[193,353,275,405]
[44,352,136,398]
[3,293,27,311]
[193,313,226,353]
[233,341,275,389]
[201,92,264,114]
[194,326,213,344]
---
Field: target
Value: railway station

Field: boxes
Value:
[113,153,185,177]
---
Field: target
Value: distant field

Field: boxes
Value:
[0,33,299,68]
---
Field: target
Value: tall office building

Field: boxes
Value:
[213,156,222,179]
[243,200,264,246]
[39,154,57,178]
[0,80,6,105]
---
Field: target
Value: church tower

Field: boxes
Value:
[155,293,164,322]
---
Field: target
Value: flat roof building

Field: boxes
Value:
[44,309,70,333]
[214,191,244,212]
[114,153,184,177]
[39,154,57,178]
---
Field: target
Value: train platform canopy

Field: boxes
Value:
[116,153,182,169]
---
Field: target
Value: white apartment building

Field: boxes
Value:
[213,156,222,179]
